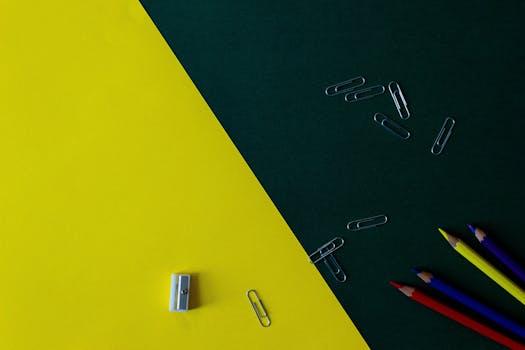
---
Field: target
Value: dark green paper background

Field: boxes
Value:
[140,1,525,348]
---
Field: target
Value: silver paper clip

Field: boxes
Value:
[373,113,410,140]
[325,76,366,96]
[247,290,271,327]
[347,214,388,231]
[388,81,410,119]
[431,117,455,155]
[308,237,344,264]
[323,254,347,282]
[345,85,385,102]
[309,237,347,282]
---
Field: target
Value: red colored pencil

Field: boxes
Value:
[390,282,525,350]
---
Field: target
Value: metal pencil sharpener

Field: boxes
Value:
[169,274,190,312]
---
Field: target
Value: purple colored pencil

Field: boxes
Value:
[468,224,525,285]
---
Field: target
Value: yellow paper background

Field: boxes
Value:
[0,1,369,349]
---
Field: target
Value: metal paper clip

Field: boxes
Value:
[309,237,347,283]
[345,85,385,102]
[373,113,410,140]
[323,254,347,282]
[308,237,344,264]
[169,274,190,312]
[388,81,410,119]
[325,76,366,96]
[431,117,455,155]
[347,214,388,231]
[247,290,271,327]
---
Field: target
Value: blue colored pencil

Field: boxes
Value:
[468,224,525,285]
[413,268,525,340]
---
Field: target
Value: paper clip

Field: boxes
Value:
[373,113,410,140]
[247,290,271,327]
[308,237,344,264]
[323,254,347,282]
[431,117,456,155]
[309,237,347,283]
[388,81,410,119]
[347,214,388,231]
[325,76,366,96]
[345,85,385,103]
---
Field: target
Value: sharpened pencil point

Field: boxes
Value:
[437,228,459,247]
[467,224,476,234]
[413,270,433,283]
[390,281,402,289]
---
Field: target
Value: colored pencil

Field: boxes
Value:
[468,224,525,285]
[413,268,525,339]
[438,228,525,305]
[390,282,525,349]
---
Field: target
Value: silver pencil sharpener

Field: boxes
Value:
[169,274,190,312]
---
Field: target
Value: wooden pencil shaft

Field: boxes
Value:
[478,231,525,284]
[456,240,525,305]
[421,272,525,339]
[393,284,525,350]
[438,228,525,305]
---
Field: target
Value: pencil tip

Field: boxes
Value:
[437,228,459,247]
[389,281,402,289]
[411,267,421,274]
[413,270,433,283]
[467,224,476,233]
